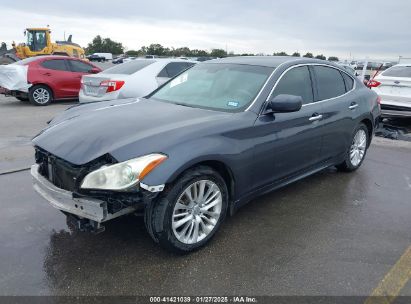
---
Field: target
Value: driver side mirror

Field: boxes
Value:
[267,94,303,113]
[89,67,100,74]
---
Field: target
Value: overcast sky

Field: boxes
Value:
[1,0,410,60]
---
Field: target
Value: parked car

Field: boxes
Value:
[93,53,113,61]
[87,54,105,62]
[112,57,125,64]
[31,57,380,252]
[122,57,136,63]
[369,64,411,117]
[79,58,196,103]
[0,55,101,105]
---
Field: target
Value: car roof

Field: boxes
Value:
[391,63,411,67]
[207,56,337,68]
[150,58,197,64]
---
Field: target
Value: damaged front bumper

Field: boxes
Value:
[31,164,139,226]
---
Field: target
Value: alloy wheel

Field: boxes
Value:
[32,88,50,104]
[350,129,367,167]
[172,180,222,245]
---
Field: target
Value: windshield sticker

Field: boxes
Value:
[169,73,188,88]
[227,101,240,107]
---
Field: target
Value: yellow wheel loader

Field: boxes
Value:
[0,28,86,65]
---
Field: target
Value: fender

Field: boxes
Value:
[140,134,254,202]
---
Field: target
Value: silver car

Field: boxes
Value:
[370,64,411,117]
[79,58,196,103]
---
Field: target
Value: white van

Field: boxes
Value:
[93,53,113,61]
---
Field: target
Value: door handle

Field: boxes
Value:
[43,72,51,76]
[349,103,359,110]
[309,114,323,122]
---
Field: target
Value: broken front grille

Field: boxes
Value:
[35,147,83,192]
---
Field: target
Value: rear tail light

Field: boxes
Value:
[100,80,125,93]
[367,80,381,88]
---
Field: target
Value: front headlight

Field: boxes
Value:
[81,153,167,191]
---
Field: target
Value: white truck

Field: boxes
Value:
[93,53,113,61]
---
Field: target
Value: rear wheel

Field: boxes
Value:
[28,85,53,106]
[336,123,369,172]
[144,166,228,253]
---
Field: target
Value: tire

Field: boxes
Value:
[144,166,228,253]
[28,85,53,106]
[336,123,369,172]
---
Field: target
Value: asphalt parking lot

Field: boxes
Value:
[0,94,411,299]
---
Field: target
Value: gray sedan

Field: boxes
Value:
[31,56,381,252]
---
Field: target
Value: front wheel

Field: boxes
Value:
[144,166,228,253]
[336,123,369,172]
[28,85,53,106]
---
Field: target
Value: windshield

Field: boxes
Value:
[101,59,155,75]
[26,30,47,52]
[151,63,273,112]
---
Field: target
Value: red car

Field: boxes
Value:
[0,56,101,106]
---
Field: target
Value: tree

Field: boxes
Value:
[273,51,288,56]
[292,52,301,57]
[86,35,124,54]
[328,56,339,62]
[145,44,167,56]
[191,49,209,57]
[315,54,326,60]
[173,47,191,57]
[125,50,142,56]
[210,49,227,58]
[303,52,313,58]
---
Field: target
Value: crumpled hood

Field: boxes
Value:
[33,98,231,165]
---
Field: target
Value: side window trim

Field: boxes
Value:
[265,63,357,109]
[307,65,320,102]
[261,63,357,114]
[261,64,315,113]
[310,65,356,104]
[157,64,169,78]
[67,59,92,73]
[63,60,71,72]
[41,59,70,72]
[340,70,355,92]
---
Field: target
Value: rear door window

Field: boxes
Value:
[382,66,411,78]
[341,72,354,92]
[157,66,169,78]
[102,60,155,75]
[272,66,314,104]
[68,60,93,73]
[165,62,195,78]
[313,66,346,100]
[41,59,69,71]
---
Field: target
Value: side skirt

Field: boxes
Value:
[230,160,339,215]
